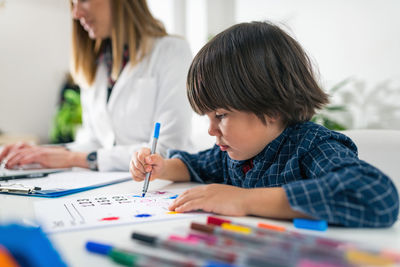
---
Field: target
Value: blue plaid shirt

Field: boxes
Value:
[169,122,399,227]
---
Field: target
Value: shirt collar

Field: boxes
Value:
[227,123,298,168]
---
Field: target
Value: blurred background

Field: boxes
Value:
[0,0,399,146]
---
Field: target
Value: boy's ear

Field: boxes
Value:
[265,114,284,126]
[265,114,279,124]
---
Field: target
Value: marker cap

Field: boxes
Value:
[190,222,215,234]
[86,241,112,255]
[131,232,157,245]
[154,122,161,138]
[207,216,231,226]
[293,219,328,231]
[109,250,138,266]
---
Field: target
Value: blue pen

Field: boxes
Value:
[142,122,161,197]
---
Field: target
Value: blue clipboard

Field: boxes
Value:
[0,177,131,198]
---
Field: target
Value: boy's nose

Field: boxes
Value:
[208,125,221,137]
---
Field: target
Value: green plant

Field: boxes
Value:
[311,79,351,131]
[50,89,82,144]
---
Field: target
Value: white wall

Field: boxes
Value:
[0,0,71,143]
[1,0,399,146]
[235,0,400,129]
[166,0,400,132]
[235,0,400,87]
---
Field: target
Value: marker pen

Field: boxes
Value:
[207,216,289,241]
[86,240,218,267]
[208,216,287,236]
[190,223,349,266]
[142,122,160,197]
[0,245,18,267]
[169,233,246,253]
[180,232,290,265]
[131,232,238,264]
[133,232,290,267]
[191,222,275,246]
[293,218,328,231]
[207,216,343,249]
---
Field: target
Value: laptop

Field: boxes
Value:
[0,164,69,181]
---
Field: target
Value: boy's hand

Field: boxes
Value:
[169,184,250,216]
[130,147,165,182]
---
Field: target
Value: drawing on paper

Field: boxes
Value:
[34,191,200,233]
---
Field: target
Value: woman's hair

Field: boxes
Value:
[70,0,167,86]
[187,21,329,125]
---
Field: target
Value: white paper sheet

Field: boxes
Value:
[34,191,201,233]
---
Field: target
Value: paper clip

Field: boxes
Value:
[0,183,41,194]
[0,159,7,174]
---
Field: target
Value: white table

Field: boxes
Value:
[1,178,400,267]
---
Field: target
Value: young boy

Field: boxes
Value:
[130,21,399,227]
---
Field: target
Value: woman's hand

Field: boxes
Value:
[0,142,33,164]
[0,144,76,169]
[130,147,165,182]
[169,184,250,216]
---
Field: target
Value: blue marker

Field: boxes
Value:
[293,218,327,231]
[142,122,160,197]
[86,241,233,267]
[85,241,154,266]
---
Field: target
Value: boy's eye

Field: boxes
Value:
[215,113,226,120]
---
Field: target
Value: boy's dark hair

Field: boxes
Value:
[187,21,329,125]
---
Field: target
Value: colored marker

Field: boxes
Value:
[186,232,254,252]
[207,218,293,245]
[345,249,394,266]
[191,224,303,266]
[131,232,238,264]
[208,216,287,236]
[0,245,19,267]
[257,222,286,232]
[207,216,341,249]
[142,122,161,197]
[191,222,272,246]
[293,218,328,231]
[132,232,291,266]
[191,223,286,250]
[86,240,221,267]
[207,216,231,226]
[192,221,340,255]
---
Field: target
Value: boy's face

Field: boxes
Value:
[206,109,285,161]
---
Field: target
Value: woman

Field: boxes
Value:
[0,0,193,171]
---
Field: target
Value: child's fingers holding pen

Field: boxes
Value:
[136,148,151,166]
[130,148,151,181]
[130,160,146,181]
[144,154,165,180]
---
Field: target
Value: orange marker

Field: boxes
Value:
[257,222,286,232]
[0,245,19,267]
